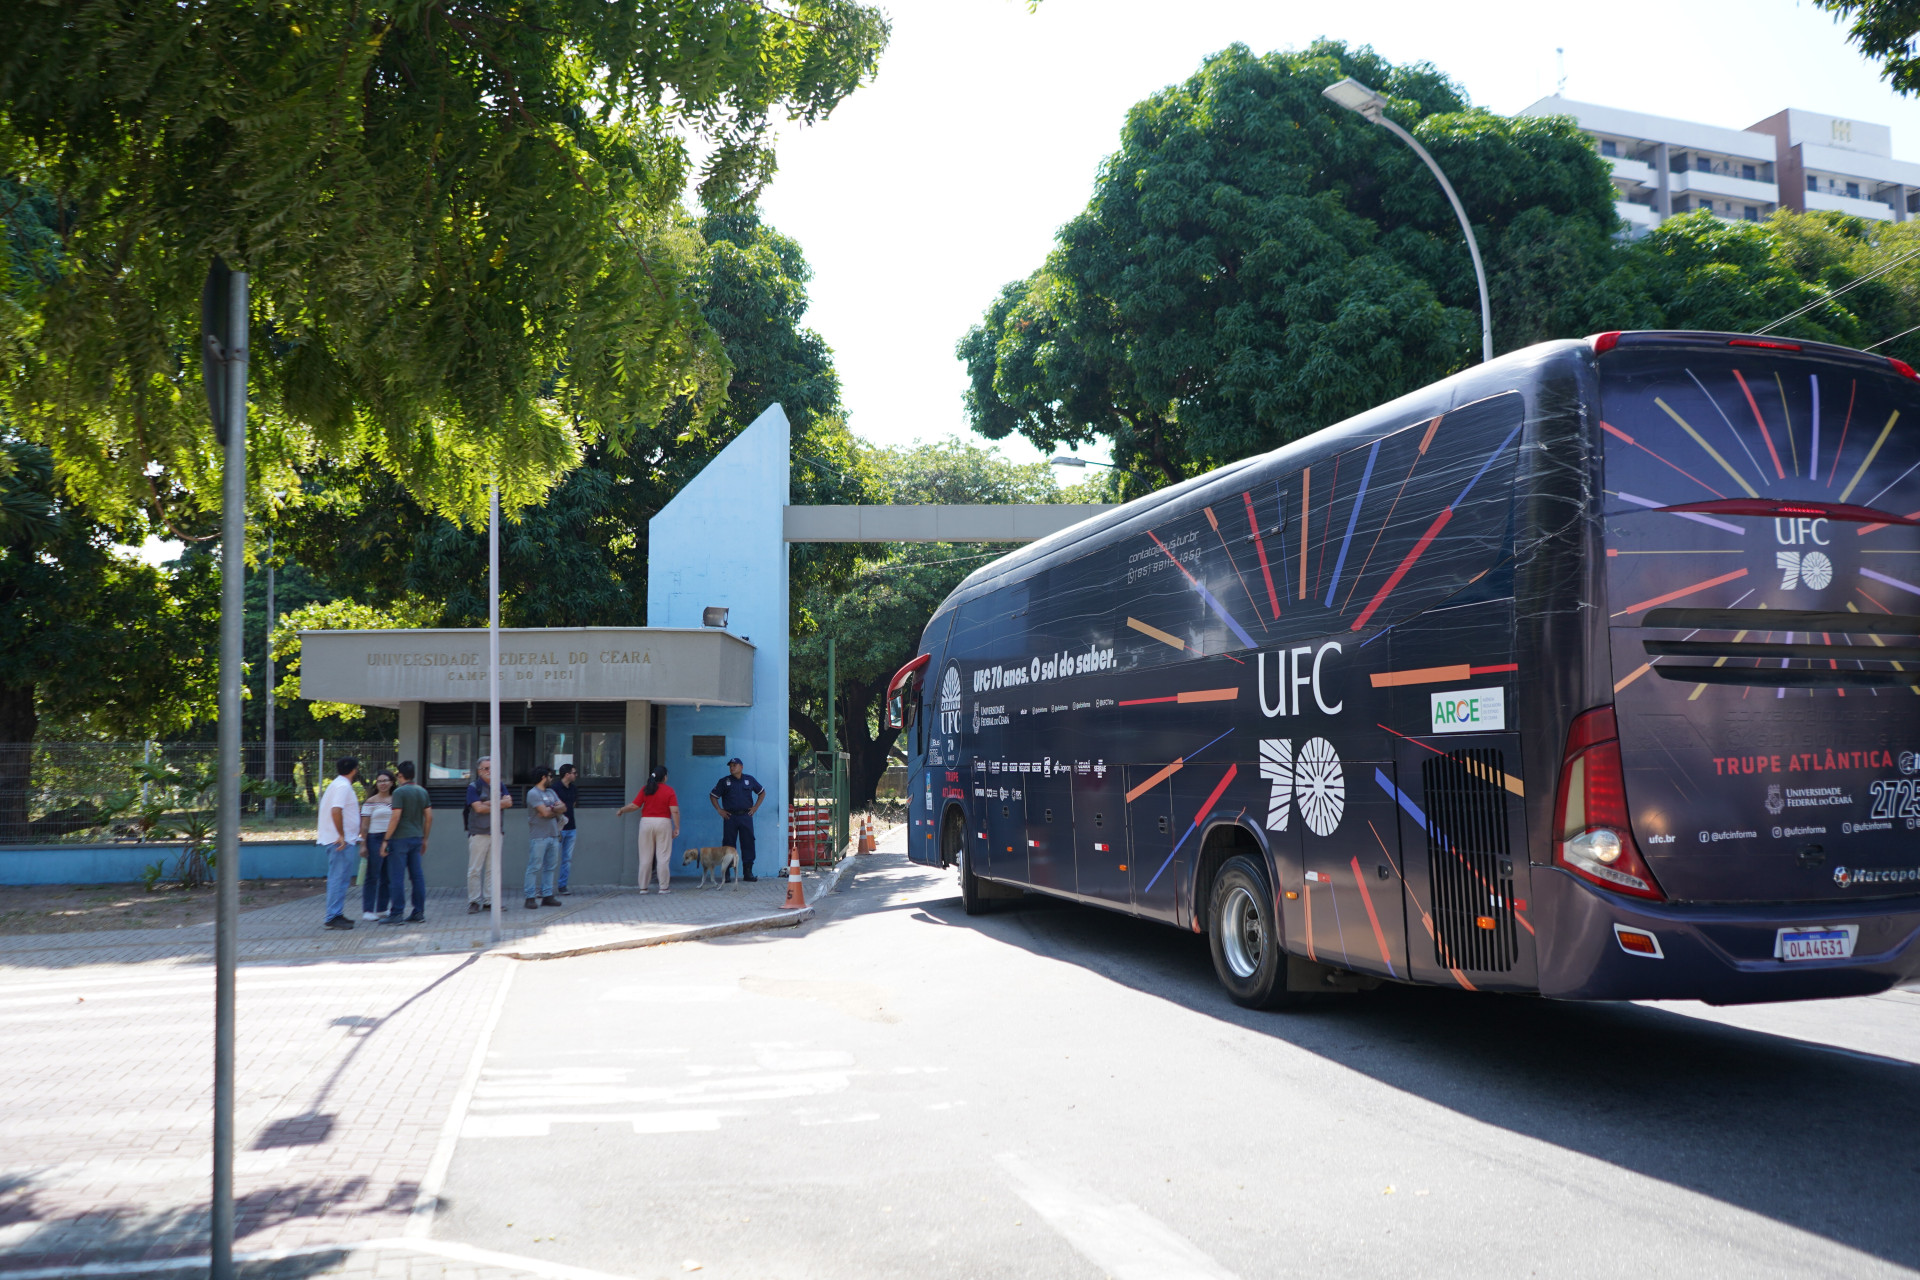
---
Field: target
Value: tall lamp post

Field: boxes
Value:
[1322,77,1494,364]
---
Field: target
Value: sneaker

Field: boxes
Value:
[377,915,406,925]
[468,901,482,915]
[324,915,354,930]
[362,911,378,921]
[559,886,573,896]
[743,875,758,882]
[540,895,561,906]
[657,888,671,894]
[405,913,426,924]
[524,897,539,909]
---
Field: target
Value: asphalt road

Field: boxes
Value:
[435,848,1920,1280]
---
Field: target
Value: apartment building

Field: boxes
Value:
[1519,96,1920,233]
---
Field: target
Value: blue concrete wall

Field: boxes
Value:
[647,403,789,874]
[0,842,328,886]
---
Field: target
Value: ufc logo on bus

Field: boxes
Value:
[1259,737,1346,837]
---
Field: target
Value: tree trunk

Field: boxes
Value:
[840,677,900,810]
[0,682,38,843]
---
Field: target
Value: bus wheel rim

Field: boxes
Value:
[1221,884,1264,978]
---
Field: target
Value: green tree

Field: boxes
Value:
[0,1,888,526]
[1817,1,1920,94]
[790,439,1065,807]
[957,41,1631,493]
[0,439,217,836]
[270,211,854,633]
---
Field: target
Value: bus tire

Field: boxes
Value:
[1208,855,1298,1010]
[948,812,990,916]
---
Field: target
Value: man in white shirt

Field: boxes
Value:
[317,757,363,930]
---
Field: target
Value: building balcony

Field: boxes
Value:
[1607,156,1656,190]
[1667,170,1779,204]
[1805,188,1897,221]
[1615,200,1660,232]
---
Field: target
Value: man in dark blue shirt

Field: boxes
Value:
[553,763,580,895]
[710,758,766,881]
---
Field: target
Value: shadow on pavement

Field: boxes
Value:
[912,875,1920,1272]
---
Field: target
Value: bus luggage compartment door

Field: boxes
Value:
[1125,765,1181,924]
[983,777,1027,884]
[1297,761,1409,982]
[1024,762,1075,895]
[1392,734,1538,990]
[1071,762,1127,906]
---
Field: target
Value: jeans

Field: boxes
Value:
[385,836,425,918]
[361,831,391,915]
[524,835,560,899]
[557,828,577,890]
[325,841,359,921]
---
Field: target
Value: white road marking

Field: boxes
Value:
[462,1110,725,1138]
[996,1153,1241,1280]
[407,958,517,1238]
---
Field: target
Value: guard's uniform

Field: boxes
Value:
[711,771,765,877]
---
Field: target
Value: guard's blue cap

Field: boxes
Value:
[727,757,743,766]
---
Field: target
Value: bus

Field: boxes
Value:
[887,331,1920,1008]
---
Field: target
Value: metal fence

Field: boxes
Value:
[789,749,850,866]
[0,740,399,844]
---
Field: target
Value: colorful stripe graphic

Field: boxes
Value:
[1243,491,1281,619]
[1325,439,1380,607]
[1369,662,1518,688]
[1613,490,1745,535]
[1299,467,1311,601]
[1122,728,1235,803]
[1448,423,1523,510]
[1828,380,1858,489]
[1656,396,1760,499]
[1140,764,1239,894]
[1126,616,1185,651]
[1349,855,1398,978]
[1342,415,1442,613]
[1601,421,1726,499]
[1375,768,1427,832]
[1838,411,1901,504]
[1376,723,1524,796]
[1732,369,1786,480]
[1207,505,1266,633]
[1810,374,1820,482]
[1612,567,1749,618]
[1118,688,1238,707]
[1351,508,1452,631]
[1860,566,1920,598]
[1147,529,1256,649]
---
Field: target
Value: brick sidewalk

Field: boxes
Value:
[0,835,886,1274]
[0,861,851,967]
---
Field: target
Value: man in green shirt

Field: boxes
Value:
[381,762,434,924]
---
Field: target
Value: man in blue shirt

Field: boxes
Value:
[464,757,513,914]
[710,758,765,881]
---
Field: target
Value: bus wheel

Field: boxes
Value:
[947,813,989,916]
[1208,855,1296,1009]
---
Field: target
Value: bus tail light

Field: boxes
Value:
[1553,707,1666,901]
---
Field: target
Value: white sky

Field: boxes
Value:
[755,0,1920,474]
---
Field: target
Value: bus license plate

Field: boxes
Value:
[1775,926,1857,962]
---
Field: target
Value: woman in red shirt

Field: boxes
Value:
[618,766,679,893]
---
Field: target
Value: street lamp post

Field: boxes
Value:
[1322,77,1494,364]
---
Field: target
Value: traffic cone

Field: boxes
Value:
[780,838,807,910]
[858,816,875,854]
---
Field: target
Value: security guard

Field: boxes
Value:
[710,757,766,880]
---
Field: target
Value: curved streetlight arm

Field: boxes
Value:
[1370,114,1494,365]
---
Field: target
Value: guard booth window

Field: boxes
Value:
[421,702,625,806]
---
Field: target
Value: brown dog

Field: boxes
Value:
[682,845,741,888]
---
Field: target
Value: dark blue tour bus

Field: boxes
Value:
[888,331,1920,1008]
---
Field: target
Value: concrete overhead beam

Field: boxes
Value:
[782,504,1116,543]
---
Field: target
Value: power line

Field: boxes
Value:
[1865,320,1920,351]
[1755,244,1920,335]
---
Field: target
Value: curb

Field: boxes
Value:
[500,848,868,961]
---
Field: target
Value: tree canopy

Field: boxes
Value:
[1817,1,1920,94]
[958,41,1629,492]
[0,0,888,527]
[959,40,1920,494]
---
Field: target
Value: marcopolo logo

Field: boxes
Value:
[1430,687,1505,735]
